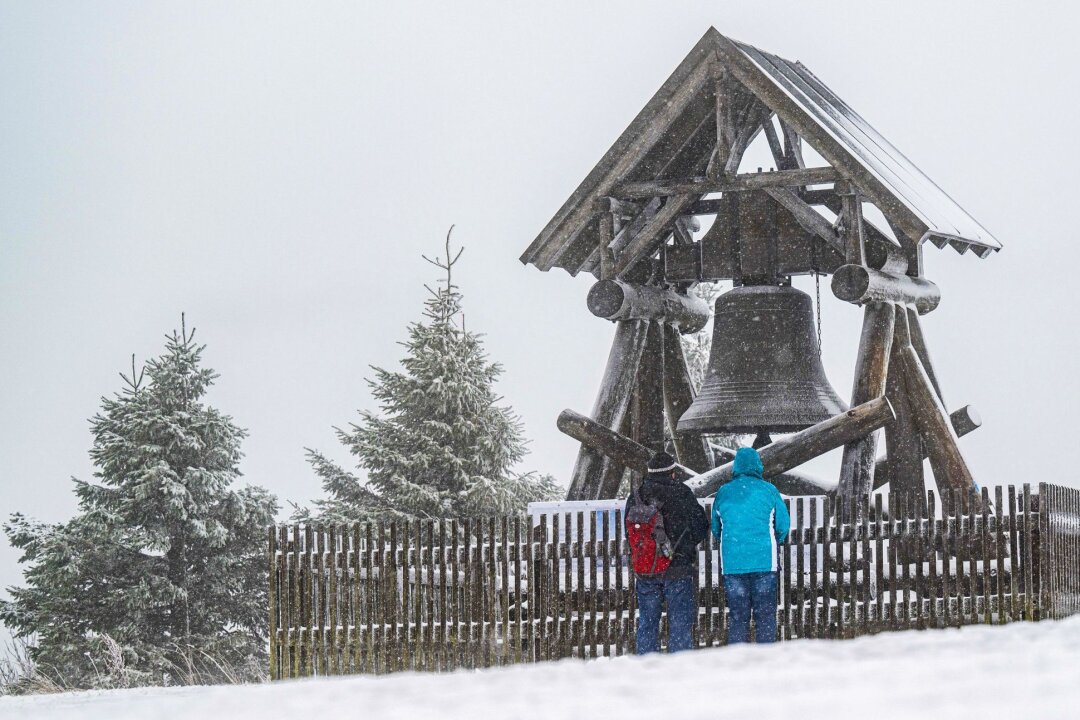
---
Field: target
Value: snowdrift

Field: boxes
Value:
[4,617,1077,720]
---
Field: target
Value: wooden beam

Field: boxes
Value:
[831,265,941,315]
[561,408,830,496]
[764,186,842,253]
[874,405,980,490]
[906,307,945,402]
[799,191,910,274]
[608,198,662,257]
[706,69,733,180]
[566,320,649,500]
[636,321,666,455]
[762,117,786,169]
[881,312,925,497]
[710,33,930,252]
[687,397,896,497]
[661,323,712,472]
[835,303,895,500]
[615,167,839,199]
[895,313,981,509]
[586,279,710,333]
[612,194,698,278]
[598,210,615,279]
[710,443,834,495]
[559,408,691,477]
[527,57,713,271]
[779,118,805,170]
[596,197,642,218]
[837,181,867,267]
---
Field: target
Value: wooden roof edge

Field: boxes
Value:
[520,28,723,271]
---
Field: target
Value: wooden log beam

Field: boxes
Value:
[906,307,945,402]
[528,58,713,271]
[558,409,833,496]
[837,180,868,267]
[566,320,648,500]
[709,443,833,496]
[612,194,698,278]
[661,324,712,472]
[836,302,895,500]
[764,186,841,253]
[687,397,896,497]
[873,405,981,490]
[634,321,667,456]
[688,191,908,274]
[598,209,615,279]
[614,167,839,200]
[881,311,925,496]
[596,196,642,218]
[586,279,710,334]
[831,265,941,315]
[895,315,981,509]
[558,409,693,479]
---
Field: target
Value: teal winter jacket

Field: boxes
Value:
[711,447,791,575]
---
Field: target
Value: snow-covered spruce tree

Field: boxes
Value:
[299,230,559,524]
[0,319,277,688]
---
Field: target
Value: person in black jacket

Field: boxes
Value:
[624,451,709,653]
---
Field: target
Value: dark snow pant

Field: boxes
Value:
[635,573,695,654]
[722,571,778,644]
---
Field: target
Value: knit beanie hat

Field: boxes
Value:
[647,451,678,476]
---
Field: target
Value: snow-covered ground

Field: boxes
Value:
[4,618,1077,720]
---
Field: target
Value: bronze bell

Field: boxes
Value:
[677,284,847,435]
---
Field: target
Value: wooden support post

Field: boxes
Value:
[598,210,615,280]
[707,69,732,180]
[688,397,896,497]
[616,167,840,199]
[594,410,635,501]
[873,405,979,490]
[635,321,666,455]
[836,302,895,500]
[612,194,698,278]
[881,308,925,497]
[895,312,981,510]
[837,180,867,267]
[566,320,648,500]
[660,324,711,472]
[906,307,945,404]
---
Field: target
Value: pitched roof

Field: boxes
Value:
[521,27,1000,277]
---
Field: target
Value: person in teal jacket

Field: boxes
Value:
[711,447,790,643]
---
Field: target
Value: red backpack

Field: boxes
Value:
[625,485,674,576]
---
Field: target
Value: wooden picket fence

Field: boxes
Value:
[268,482,1080,680]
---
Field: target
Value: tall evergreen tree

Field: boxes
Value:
[300,230,559,523]
[1,319,277,688]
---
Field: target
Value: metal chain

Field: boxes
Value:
[814,270,823,356]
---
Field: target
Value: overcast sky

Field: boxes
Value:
[3,1,1078,617]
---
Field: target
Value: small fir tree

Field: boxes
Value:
[299,229,559,523]
[1,319,277,688]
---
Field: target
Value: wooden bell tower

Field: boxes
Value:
[521,28,1000,507]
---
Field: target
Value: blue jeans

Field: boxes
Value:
[635,574,696,654]
[723,571,778,644]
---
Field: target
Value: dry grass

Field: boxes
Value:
[1,634,267,695]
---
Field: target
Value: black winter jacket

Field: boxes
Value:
[623,474,709,573]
